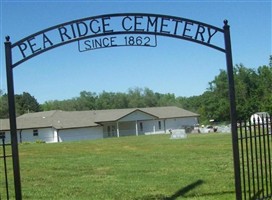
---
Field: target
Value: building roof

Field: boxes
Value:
[140,106,199,119]
[252,112,270,117]
[0,106,199,131]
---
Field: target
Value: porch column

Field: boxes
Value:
[56,130,60,143]
[116,121,120,138]
[135,120,138,136]
[153,120,156,133]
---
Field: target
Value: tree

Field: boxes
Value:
[127,87,145,108]
[1,91,41,117]
[15,92,40,115]
[205,69,230,122]
[143,88,157,107]
[235,65,259,119]
[75,91,97,110]
[111,92,129,109]
[157,93,176,107]
[0,92,9,118]
[96,91,116,109]
[256,65,272,112]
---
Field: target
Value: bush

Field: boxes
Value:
[35,140,45,144]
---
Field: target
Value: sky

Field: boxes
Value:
[0,1,271,104]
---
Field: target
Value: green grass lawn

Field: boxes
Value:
[6,133,236,199]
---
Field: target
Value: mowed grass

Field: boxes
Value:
[17,133,236,199]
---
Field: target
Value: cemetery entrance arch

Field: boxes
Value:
[5,13,239,199]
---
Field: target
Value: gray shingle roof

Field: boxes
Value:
[0,106,199,131]
[92,108,136,122]
[140,106,199,119]
[0,119,10,131]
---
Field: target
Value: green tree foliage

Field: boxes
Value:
[0,91,9,118]
[127,87,145,108]
[205,63,272,121]
[15,92,41,116]
[96,91,119,109]
[41,87,178,112]
[206,69,230,121]
[177,61,272,123]
[75,91,97,110]
[234,64,259,119]
[0,91,40,118]
[256,65,272,112]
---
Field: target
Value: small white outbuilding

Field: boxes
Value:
[250,112,270,124]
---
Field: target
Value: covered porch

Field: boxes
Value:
[103,120,166,137]
[101,110,160,138]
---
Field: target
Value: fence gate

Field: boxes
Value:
[238,115,272,200]
[5,13,270,199]
[0,135,13,200]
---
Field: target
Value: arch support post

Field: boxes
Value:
[223,21,241,200]
[5,36,22,200]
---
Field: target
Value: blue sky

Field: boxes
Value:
[1,1,271,103]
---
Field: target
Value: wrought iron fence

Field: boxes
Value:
[0,135,12,200]
[238,115,272,200]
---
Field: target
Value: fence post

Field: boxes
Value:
[223,20,242,200]
[5,36,22,200]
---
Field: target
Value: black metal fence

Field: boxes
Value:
[0,135,13,200]
[238,115,272,200]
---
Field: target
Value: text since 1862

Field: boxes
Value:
[78,35,157,51]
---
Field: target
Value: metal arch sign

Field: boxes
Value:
[4,13,240,200]
[11,13,226,68]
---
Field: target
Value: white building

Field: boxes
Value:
[0,106,199,143]
[250,112,270,124]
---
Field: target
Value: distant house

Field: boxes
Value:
[0,106,199,143]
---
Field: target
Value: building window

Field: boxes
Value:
[0,132,5,139]
[33,129,39,136]
[139,122,143,131]
[158,121,161,130]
